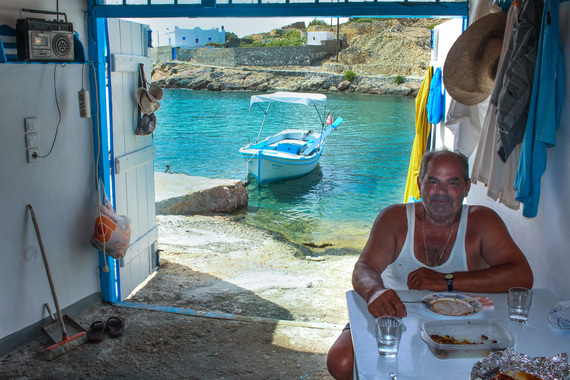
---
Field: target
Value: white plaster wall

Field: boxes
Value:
[430,18,464,69]
[169,26,225,47]
[0,0,100,341]
[307,31,334,46]
[465,3,570,300]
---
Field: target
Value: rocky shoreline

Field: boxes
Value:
[152,62,424,96]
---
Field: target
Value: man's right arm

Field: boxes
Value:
[352,205,408,319]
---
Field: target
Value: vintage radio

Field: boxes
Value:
[16,18,74,62]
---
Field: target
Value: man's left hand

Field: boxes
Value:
[407,267,447,291]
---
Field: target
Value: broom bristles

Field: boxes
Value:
[45,331,87,361]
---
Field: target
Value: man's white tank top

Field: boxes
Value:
[381,203,469,290]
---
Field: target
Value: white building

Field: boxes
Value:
[307,31,335,46]
[165,25,225,48]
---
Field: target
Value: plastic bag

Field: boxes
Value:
[90,191,131,259]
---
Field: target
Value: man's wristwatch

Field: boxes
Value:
[444,273,454,292]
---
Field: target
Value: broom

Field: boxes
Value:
[27,205,87,360]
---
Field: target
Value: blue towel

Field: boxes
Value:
[427,67,445,124]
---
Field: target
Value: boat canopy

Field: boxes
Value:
[250,92,327,108]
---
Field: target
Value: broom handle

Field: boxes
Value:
[27,205,69,339]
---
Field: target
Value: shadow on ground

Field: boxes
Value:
[0,264,335,379]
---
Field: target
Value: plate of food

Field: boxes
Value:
[420,293,483,317]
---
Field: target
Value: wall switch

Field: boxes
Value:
[26,132,39,148]
[25,117,40,163]
[25,117,38,132]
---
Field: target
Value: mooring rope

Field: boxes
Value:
[210,153,256,180]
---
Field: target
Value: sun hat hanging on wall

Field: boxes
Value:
[443,12,507,106]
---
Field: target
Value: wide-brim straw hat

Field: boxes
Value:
[147,83,163,102]
[137,87,161,114]
[443,12,507,105]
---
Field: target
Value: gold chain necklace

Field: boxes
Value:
[422,208,456,267]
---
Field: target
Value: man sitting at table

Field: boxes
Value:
[327,149,534,380]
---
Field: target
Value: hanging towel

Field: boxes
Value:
[404,67,432,203]
[427,67,445,125]
[514,0,565,218]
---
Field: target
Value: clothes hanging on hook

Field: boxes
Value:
[471,0,522,210]
[514,0,565,217]
[495,0,544,162]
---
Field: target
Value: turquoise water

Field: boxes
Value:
[154,90,416,251]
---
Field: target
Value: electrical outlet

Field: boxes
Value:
[27,147,40,163]
[78,89,91,118]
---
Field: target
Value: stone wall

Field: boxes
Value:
[152,46,174,65]
[176,47,236,66]
[155,45,336,67]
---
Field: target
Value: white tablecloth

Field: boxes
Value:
[347,289,570,379]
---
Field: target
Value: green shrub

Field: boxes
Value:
[308,19,329,27]
[225,32,238,42]
[348,17,374,24]
[394,75,405,85]
[204,42,221,48]
[425,21,443,30]
[243,30,305,48]
[344,70,357,82]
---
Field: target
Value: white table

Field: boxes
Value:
[347,289,570,379]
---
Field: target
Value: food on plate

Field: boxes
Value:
[494,370,543,380]
[429,334,497,345]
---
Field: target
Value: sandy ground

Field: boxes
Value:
[0,214,359,379]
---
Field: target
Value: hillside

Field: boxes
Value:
[152,18,445,95]
[256,18,443,77]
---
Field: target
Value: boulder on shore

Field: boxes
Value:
[155,172,248,215]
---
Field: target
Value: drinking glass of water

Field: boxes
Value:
[508,287,533,324]
[375,316,402,358]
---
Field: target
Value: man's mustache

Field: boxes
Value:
[428,195,454,203]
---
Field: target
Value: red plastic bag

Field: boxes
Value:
[90,191,131,260]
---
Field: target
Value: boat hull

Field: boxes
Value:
[239,138,324,184]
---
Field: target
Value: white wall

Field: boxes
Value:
[166,25,225,48]
[463,3,570,300]
[307,31,334,46]
[0,0,100,350]
[430,19,464,69]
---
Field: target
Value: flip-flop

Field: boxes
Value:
[88,321,106,343]
[106,316,125,338]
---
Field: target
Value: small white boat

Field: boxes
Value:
[239,92,342,184]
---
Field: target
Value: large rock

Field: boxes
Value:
[155,172,248,215]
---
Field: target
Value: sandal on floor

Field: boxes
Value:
[106,316,125,338]
[88,321,106,343]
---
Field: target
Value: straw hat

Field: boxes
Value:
[137,87,161,114]
[147,83,163,102]
[443,12,507,105]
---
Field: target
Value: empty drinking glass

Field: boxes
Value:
[508,287,533,324]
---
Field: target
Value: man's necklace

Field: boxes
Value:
[422,208,456,267]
